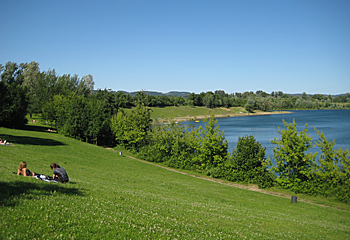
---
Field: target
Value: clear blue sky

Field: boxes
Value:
[1,0,349,94]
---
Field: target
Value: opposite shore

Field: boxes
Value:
[172,110,292,122]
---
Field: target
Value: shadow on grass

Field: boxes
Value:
[21,124,54,133]
[0,181,84,207]
[0,134,65,146]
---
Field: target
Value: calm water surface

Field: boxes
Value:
[182,110,350,160]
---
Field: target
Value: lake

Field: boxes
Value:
[182,110,350,161]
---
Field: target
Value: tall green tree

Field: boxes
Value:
[22,61,40,117]
[226,135,274,188]
[111,102,152,151]
[81,74,95,94]
[0,62,28,128]
[203,92,214,108]
[35,69,58,113]
[193,115,229,171]
[60,94,89,140]
[245,98,255,113]
[313,128,350,201]
[135,91,147,106]
[271,120,317,190]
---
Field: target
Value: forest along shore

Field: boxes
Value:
[173,110,291,122]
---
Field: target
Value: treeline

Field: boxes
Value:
[100,90,350,112]
[1,61,349,202]
[186,91,350,112]
[0,61,94,128]
[1,61,350,129]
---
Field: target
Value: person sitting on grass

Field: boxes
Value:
[0,138,13,146]
[0,138,7,145]
[17,161,36,177]
[50,162,69,183]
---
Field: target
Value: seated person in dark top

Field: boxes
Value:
[17,161,36,177]
[50,162,69,183]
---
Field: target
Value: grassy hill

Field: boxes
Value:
[150,106,245,121]
[124,106,288,122]
[1,124,350,239]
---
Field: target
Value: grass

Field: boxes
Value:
[123,105,288,122]
[149,106,244,120]
[1,124,350,239]
[123,106,249,122]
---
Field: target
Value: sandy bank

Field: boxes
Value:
[173,111,292,122]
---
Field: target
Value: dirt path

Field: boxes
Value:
[105,148,342,209]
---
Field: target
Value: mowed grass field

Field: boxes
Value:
[150,106,244,120]
[1,125,350,239]
[122,106,248,121]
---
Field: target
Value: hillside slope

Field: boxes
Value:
[1,126,349,239]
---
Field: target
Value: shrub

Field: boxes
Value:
[271,119,317,190]
[224,135,274,188]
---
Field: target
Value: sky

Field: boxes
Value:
[0,0,349,95]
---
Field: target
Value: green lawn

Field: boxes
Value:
[1,125,350,239]
[150,106,238,119]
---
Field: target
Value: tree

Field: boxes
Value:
[85,94,115,146]
[245,98,255,113]
[228,135,274,188]
[114,91,133,108]
[0,62,28,128]
[22,61,40,117]
[60,94,89,140]
[256,90,268,97]
[256,98,270,112]
[203,92,214,108]
[302,92,307,99]
[94,89,119,116]
[271,119,317,190]
[188,92,203,106]
[81,74,94,94]
[135,91,147,106]
[282,99,293,109]
[312,128,350,201]
[34,69,58,113]
[41,94,66,126]
[222,97,231,108]
[111,102,152,151]
[193,115,229,171]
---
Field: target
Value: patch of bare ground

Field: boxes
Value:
[105,147,345,210]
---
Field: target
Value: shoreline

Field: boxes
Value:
[172,110,292,122]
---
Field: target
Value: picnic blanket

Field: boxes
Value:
[13,172,58,183]
[35,174,58,183]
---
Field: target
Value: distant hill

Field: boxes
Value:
[165,91,192,97]
[118,91,192,98]
[97,90,347,98]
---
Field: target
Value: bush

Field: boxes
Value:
[271,120,350,202]
[271,119,316,189]
[218,135,274,188]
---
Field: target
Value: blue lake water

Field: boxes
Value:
[182,110,350,161]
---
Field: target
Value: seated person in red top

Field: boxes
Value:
[17,161,36,177]
[50,162,69,183]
